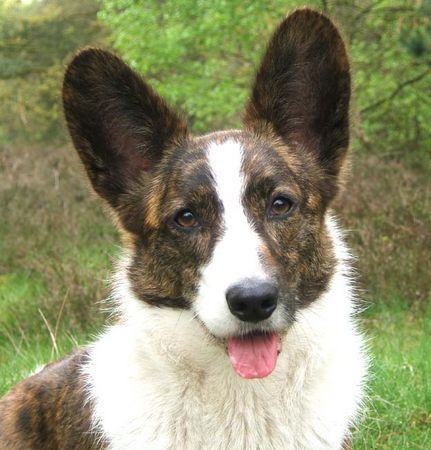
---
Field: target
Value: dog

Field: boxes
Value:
[0,8,367,449]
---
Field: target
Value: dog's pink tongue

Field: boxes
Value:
[227,333,281,379]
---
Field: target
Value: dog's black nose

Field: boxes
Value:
[226,281,278,322]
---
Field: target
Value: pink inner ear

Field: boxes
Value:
[120,145,154,180]
[289,129,319,151]
[110,125,155,178]
[125,148,153,172]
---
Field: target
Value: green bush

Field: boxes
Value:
[0,0,105,143]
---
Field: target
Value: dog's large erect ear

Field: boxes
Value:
[243,9,350,178]
[63,48,188,209]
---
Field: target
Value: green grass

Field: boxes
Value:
[0,271,97,390]
[353,301,431,449]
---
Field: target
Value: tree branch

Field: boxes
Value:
[360,68,430,115]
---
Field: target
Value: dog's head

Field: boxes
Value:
[63,9,350,379]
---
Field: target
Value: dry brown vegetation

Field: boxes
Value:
[337,152,430,306]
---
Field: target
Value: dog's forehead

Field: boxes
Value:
[182,130,292,180]
[161,130,302,210]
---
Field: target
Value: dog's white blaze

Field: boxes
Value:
[195,139,270,337]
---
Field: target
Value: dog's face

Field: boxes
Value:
[63,9,350,378]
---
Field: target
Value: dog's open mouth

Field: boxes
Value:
[227,332,281,379]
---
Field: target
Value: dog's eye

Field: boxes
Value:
[174,209,198,229]
[269,196,293,217]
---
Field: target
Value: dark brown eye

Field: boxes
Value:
[270,196,293,217]
[174,209,198,228]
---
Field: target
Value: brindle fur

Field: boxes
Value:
[0,8,355,448]
[0,350,105,449]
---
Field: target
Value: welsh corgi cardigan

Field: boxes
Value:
[0,9,367,450]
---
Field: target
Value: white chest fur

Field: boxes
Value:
[84,222,367,450]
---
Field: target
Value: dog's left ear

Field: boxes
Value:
[244,9,350,192]
[63,48,188,221]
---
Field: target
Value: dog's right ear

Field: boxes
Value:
[243,9,350,202]
[63,48,188,210]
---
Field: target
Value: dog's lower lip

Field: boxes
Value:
[225,331,281,347]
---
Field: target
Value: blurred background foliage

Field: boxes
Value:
[0,0,104,141]
[0,0,430,168]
